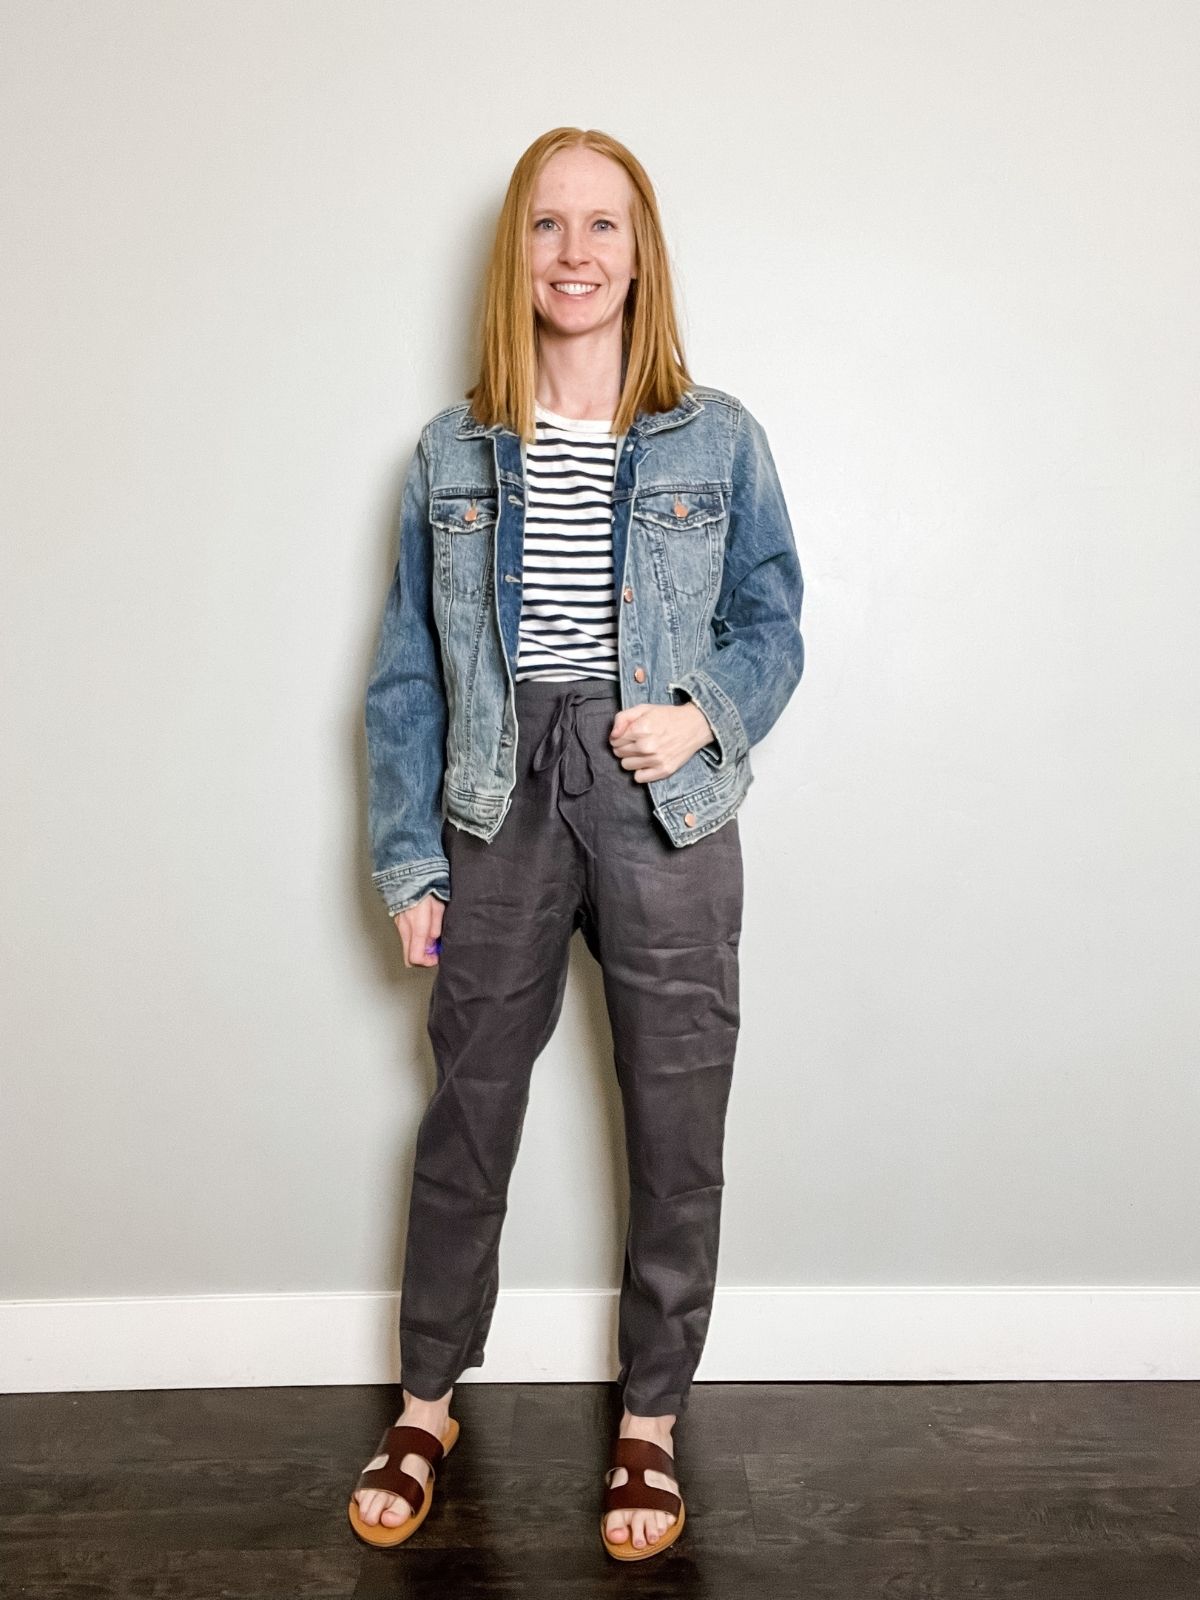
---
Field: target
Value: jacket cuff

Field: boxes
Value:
[372,857,451,918]
[669,670,750,769]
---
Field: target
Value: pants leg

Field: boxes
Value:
[396,689,585,1400]
[571,697,744,1419]
[397,677,742,1418]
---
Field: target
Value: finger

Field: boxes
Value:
[421,906,444,963]
[610,707,645,740]
[407,917,435,967]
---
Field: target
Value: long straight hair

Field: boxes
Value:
[464,128,695,444]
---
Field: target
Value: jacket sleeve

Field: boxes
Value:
[364,429,452,917]
[669,401,805,767]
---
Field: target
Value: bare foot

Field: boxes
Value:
[603,1409,680,1551]
[353,1387,454,1528]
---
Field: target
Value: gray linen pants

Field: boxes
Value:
[398,676,743,1417]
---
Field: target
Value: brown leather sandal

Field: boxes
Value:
[346,1416,460,1548]
[599,1435,686,1560]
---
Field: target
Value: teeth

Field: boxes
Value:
[552,282,598,295]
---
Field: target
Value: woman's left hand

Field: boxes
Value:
[609,701,717,783]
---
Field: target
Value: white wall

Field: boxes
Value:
[3,1,1198,1389]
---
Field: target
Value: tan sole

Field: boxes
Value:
[600,1496,686,1560]
[346,1415,460,1549]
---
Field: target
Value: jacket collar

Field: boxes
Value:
[454,388,703,441]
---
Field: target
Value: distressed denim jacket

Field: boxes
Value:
[365,384,805,916]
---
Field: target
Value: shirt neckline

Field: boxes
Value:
[535,400,615,432]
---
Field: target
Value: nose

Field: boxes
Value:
[558,230,592,267]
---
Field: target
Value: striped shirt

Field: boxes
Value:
[515,402,620,683]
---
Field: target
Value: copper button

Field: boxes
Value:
[622,585,634,603]
[673,499,687,518]
[464,505,478,523]
[683,812,697,827]
[633,666,646,684]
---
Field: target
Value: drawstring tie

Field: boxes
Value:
[530,688,602,857]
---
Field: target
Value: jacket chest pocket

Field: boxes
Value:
[631,488,726,597]
[429,493,498,598]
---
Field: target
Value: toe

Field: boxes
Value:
[604,1467,631,1542]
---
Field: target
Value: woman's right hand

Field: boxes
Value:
[392,894,445,969]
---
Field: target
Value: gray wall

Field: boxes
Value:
[2,2,1197,1371]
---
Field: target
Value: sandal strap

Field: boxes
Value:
[604,1479,682,1517]
[603,1436,681,1518]
[382,1423,446,1469]
[608,1436,675,1478]
[355,1421,445,1505]
[357,1462,427,1513]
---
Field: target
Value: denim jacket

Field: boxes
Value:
[365,384,805,916]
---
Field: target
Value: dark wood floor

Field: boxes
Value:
[2,1380,1198,1597]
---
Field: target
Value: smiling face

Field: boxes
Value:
[529,145,638,340]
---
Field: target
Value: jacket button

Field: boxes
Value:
[673,500,687,518]
[633,666,646,684]
[464,505,478,523]
[622,585,634,602]
[683,812,697,827]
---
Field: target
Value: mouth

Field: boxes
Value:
[550,282,601,297]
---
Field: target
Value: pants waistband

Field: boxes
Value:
[514,675,620,707]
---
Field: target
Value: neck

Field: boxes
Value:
[535,323,625,420]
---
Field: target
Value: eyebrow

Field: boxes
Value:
[532,207,621,218]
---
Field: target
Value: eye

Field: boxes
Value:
[533,216,616,232]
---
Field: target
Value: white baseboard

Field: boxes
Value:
[3,1286,1197,1393]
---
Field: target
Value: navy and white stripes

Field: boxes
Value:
[515,402,620,683]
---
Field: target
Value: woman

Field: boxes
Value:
[350,127,804,1561]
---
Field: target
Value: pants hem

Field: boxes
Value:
[619,1387,689,1418]
[400,1349,485,1402]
